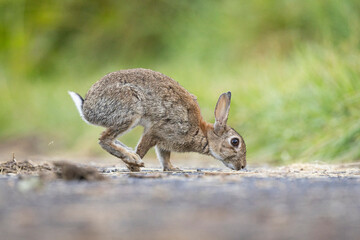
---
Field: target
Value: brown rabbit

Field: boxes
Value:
[69,68,246,171]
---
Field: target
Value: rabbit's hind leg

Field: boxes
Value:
[99,125,144,170]
[155,146,182,172]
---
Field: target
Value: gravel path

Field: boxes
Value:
[0,164,359,240]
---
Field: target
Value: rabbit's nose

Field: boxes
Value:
[236,164,246,171]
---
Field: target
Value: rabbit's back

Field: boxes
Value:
[83,69,202,139]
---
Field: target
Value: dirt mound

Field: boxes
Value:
[0,159,105,181]
[0,159,52,175]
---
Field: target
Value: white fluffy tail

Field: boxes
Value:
[68,91,91,124]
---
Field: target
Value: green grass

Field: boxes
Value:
[1,0,360,163]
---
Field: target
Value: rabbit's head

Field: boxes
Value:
[207,92,246,170]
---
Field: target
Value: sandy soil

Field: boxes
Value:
[0,160,359,240]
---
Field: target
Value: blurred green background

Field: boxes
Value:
[1,0,360,164]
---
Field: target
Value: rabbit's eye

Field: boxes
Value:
[231,138,240,147]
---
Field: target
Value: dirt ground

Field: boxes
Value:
[0,159,359,240]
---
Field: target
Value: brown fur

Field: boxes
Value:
[70,68,246,171]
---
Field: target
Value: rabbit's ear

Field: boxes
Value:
[214,92,231,135]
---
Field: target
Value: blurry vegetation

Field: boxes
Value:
[0,0,360,164]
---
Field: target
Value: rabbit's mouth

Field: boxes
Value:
[221,158,246,171]
[209,146,246,170]
[222,160,246,171]
[224,162,237,170]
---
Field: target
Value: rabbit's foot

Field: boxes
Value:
[163,166,182,172]
[124,152,145,167]
[126,164,141,172]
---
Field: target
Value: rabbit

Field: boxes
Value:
[68,68,246,171]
